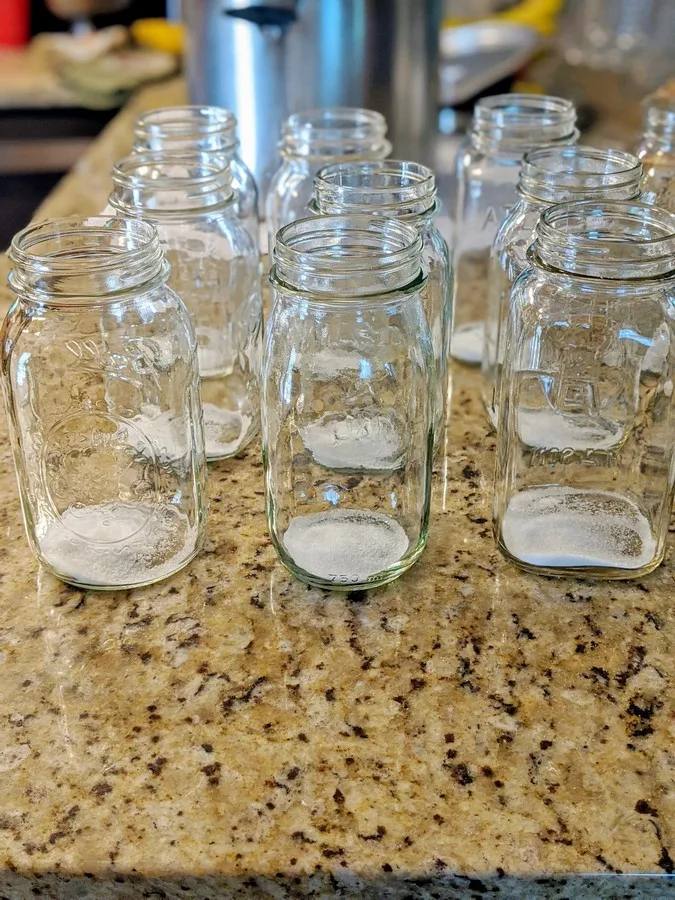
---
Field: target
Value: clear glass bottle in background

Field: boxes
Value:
[483,146,643,426]
[636,96,675,211]
[264,108,391,254]
[494,200,675,580]
[451,93,578,366]
[0,216,207,589]
[312,160,452,458]
[133,106,259,248]
[264,215,433,590]
[110,151,262,461]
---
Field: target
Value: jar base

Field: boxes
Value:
[496,539,664,581]
[273,507,427,591]
[40,544,202,591]
[496,484,663,581]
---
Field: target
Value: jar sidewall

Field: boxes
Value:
[494,268,675,575]
[2,284,207,587]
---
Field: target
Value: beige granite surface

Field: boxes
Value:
[0,79,673,899]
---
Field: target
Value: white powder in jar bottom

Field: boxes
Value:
[38,502,199,588]
[282,508,410,583]
[299,413,404,472]
[450,322,484,364]
[516,408,624,451]
[501,485,656,570]
[203,403,252,459]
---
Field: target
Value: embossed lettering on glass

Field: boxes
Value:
[636,96,675,211]
[133,105,259,247]
[264,216,433,590]
[451,94,578,365]
[483,146,642,427]
[265,108,391,254]
[0,216,207,589]
[312,160,452,458]
[494,201,675,579]
[110,151,262,460]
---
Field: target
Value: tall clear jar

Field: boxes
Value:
[636,96,675,211]
[483,146,642,425]
[109,151,262,461]
[264,215,433,590]
[0,216,207,590]
[133,106,259,247]
[264,108,391,253]
[494,201,675,580]
[450,94,578,365]
[311,160,452,457]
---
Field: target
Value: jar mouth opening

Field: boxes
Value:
[272,214,423,299]
[111,152,234,213]
[282,107,390,159]
[135,105,237,138]
[9,216,166,300]
[534,201,675,278]
[286,107,387,138]
[475,93,576,127]
[316,160,435,196]
[519,146,642,200]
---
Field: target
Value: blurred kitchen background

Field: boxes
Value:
[0,0,673,248]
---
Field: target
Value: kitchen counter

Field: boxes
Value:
[0,78,673,900]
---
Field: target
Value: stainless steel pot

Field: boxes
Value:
[183,0,441,195]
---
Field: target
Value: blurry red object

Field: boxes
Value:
[0,0,30,46]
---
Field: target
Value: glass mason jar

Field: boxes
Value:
[264,108,391,253]
[0,216,207,590]
[483,146,643,426]
[311,160,452,457]
[133,105,259,248]
[636,96,675,211]
[450,94,578,365]
[494,201,675,580]
[264,215,433,590]
[109,151,262,461]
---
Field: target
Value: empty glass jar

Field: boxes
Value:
[312,160,451,456]
[483,146,642,425]
[264,215,433,590]
[133,105,259,247]
[265,108,391,253]
[109,151,262,461]
[1,216,207,589]
[451,94,578,365]
[636,96,675,211]
[494,201,675,579]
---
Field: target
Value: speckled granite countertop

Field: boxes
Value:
[0,78,673,900]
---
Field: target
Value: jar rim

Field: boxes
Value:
[285,107,387,137]
[281,107,391,161]
[9,215,167,301]
[272,214,424,299]
[519,146,642,202]
[313,160,437,219]
[135,105,237,138]
[534,200,675,279]
[471,93,578,154]
[110,151,234,215]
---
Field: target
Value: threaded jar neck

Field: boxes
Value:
[8,216,166,303]
[110,151,234,217]
[471,94,578,156]
[518,146,642,205]
[533,201,675,280]
[133,105,238,155]
[271,215,423,298]
[280,108,391,162]
[312,160,437,223]
[639,97,675,155]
